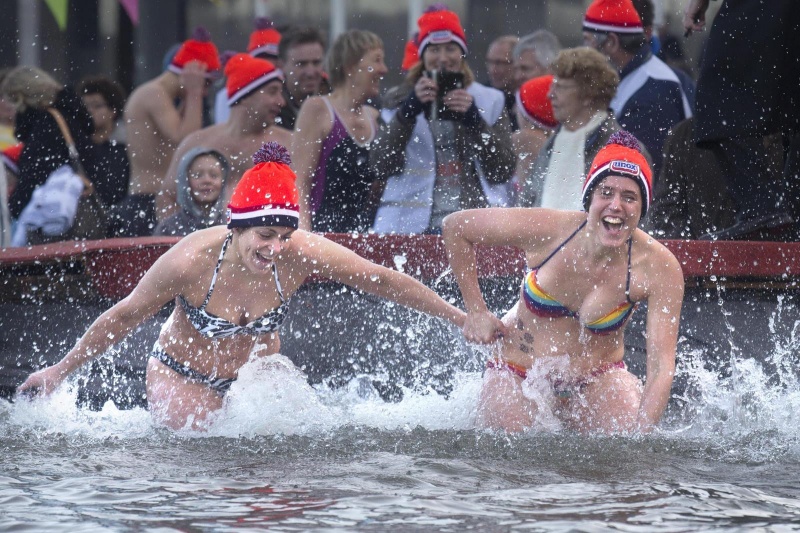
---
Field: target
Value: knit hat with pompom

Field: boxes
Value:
[227,142,299,229]
[583,130,652,216]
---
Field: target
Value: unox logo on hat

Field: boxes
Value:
[610,160,639,176]
[429,30,455,44]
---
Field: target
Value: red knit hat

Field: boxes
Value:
[417,5,467,55]
[401,36,420,71]
[247,17,281,58]
[170,27,221,76]
[583,0,644,34]
[515,75,557,130]
[583,131,652,216]
[1,143,22,175]
[227,142,299,229]
[225,53,284,106]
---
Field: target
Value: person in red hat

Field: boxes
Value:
[18,142,466,431]
[581,0,691,179]
[512,74,557,189]
[156,53,291,224]
[118,27,221,237]
[443,130,684,435]
[516,47,636,210]
[372,4,515,235]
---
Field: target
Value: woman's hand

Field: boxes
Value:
[463,310,508,344]
[414,75,438,105]
[442,88,474,115]
[16,364,68,399]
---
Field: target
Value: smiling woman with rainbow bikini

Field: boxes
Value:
[443,131,684,434]
[16,142,466,431]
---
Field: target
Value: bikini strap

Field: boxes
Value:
[532,219,588,270]
[272,262,285,303]
[201,232,233,309]
[321,96,336,125]
[624,236,634,303]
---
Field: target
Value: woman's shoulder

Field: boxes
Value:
[632,229,682,278]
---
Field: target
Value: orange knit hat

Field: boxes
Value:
[247,17,282,58]
[224,53,284,106]
[417,5,467,55]
[583,0,644,34]
[227,143,299,229]
[401,35,420,71]
[515,75,557,130]
[583,131,652,216]
[170,27,221,76]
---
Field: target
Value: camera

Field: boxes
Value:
[425,69,465,121]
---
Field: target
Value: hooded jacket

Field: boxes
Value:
[154,147,229,236]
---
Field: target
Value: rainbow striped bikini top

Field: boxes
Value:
[521,220,637,335]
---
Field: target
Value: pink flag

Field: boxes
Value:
[118,0,139,26]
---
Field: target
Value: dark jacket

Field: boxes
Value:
[645,118,783,239]
[90,140,130,206]
[613,45,692,176]
[9,87,96,218]
[694,0,800,142]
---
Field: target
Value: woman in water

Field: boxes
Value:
[18,142,466,430]
[443,131,684,434]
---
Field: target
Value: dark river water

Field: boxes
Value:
[3,346,800,531]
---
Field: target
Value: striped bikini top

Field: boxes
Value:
[521,220,636,335]
[178,232,288,338]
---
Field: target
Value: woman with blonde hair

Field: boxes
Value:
[515,47,648,210]
[292,29,388,232]
[0,66,98,233]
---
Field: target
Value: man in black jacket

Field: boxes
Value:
[684,0,800,240]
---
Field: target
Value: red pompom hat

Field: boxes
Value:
[227,142,299,229]
[401,35,420,71]
[1,143,23,175]
[583,131,652,217]
[583,0,644,34]
[417,5,467,55]
[515,75,557,130]
[225,53,284,106]
[248,17,282,58]
[170,27,221,76]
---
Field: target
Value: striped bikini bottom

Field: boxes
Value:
[150,343,236,394]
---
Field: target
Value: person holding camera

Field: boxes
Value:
[371,5,515,234]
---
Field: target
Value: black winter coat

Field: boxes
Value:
[9,87,96,218]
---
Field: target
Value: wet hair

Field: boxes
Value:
[76,76,128,120]
[513,30,562,70]
[325,29,383,88]
[278,26,326,61]
[0,66,62,112]
[551,47,619,108]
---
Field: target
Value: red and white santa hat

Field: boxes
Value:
[583,0,644,34]
[248,17,282,58]
[583,131,652,217]
[225,53,284,106]
[169,27,221,76]
[227,142,299,229]
[417,4,467,55]
[1,143,23,175]
[515,75,558,130]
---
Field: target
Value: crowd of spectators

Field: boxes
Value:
[1,0,797,245]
